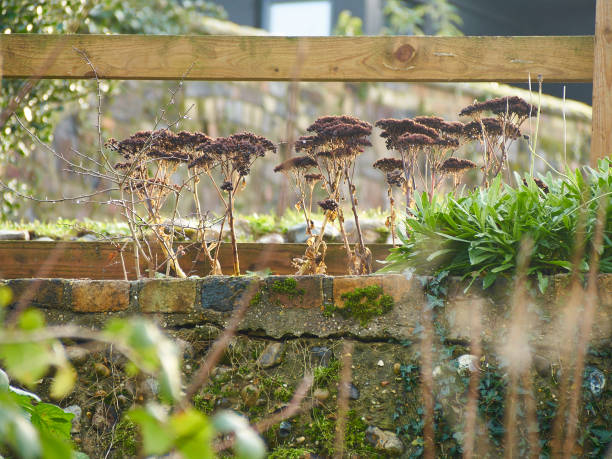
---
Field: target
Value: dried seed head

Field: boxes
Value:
[307,115,372,134]
[318,198,339,211]
[459,100,486,118]
[220,181,233,192]
[386,170,405,188]
[294,135,323,154]
[188,152,216,170]
[460,96,536,120]
[304,173,324,184]
[147,148,192,163]
[482,96,536,118]
[396,133,435,148]
[463,118,521,139]
[229,132,277,154]
[523,177,550,193]
[376,118,438,139]
[430,137,460,149]
[413,116,465,137]
[273,156,317,173]
[437,157,477,173]
[373,157,404,173]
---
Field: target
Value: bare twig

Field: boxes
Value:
[334,340,354,459]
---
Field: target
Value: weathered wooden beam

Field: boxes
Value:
[0,34,594,83]
[0,241,393,279]
[591,0,612,164]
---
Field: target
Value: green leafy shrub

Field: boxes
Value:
[381,159,612,290]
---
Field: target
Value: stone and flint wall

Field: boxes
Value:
[3,274,611,457]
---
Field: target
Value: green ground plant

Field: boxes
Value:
[382,159,612,290]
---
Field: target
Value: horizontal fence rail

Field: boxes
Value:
[0,241,393,279]
[0,34,594,83]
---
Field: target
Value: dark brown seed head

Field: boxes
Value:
[396,133,435,148]
[307,115,372,134]
[273,155,317,173]
[463,118,521,139]
[373,157,404,172]
[386,170,405,187]
[318,198,339,211]
[295,135,323,153]
[481,96,537,118]
[437,157,477,173]
[523,177,549,193]
[304,173,324,184]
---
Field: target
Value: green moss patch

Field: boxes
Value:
[325,285,393,326]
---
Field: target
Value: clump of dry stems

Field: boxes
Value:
[107,129,274,277]
[293,115,373,274]
[459,96,535,186]
[375,117,467,213]
[106,129,209,277]
[191,133,276,275]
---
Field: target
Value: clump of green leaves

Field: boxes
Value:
[382,159,612,290]
[326,285,394,326]
[304,408,380,457]
[0,368,77,459]
[313,359,341,387]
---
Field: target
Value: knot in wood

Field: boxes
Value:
[393,44,415,63]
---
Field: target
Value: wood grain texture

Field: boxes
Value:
[0,241,393,279]
[591,0,612,164]
[0,34,594,83]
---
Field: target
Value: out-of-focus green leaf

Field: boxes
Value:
[50,364,76,400]
[170,409,214,459]
[0,286,13,308]
[0,342,51,386]
[18,309,45,331]
[128,405,173,455]
[213,411,266,459]
[0,369,9,392]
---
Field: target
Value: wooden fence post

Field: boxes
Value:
[591,0,612,164]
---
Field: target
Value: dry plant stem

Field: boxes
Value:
[216,374,315,454]
[334,340,354,459]
[344,166,371,273]
[550,207,589,455]
[503,239,534,458]
[420,300,435,459]
[227,187,240,276]
[191,177,218,271]
[388,186,397,246]
[310,172,344,263]
[255,373,314,434]
[400,154,414,213]
[561,200,607,458]
[462,302,482,459]
[337,211,355,272]
[181,283,258,408]
[521,372,542,459]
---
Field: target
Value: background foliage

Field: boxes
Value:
[0,0,226,219]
